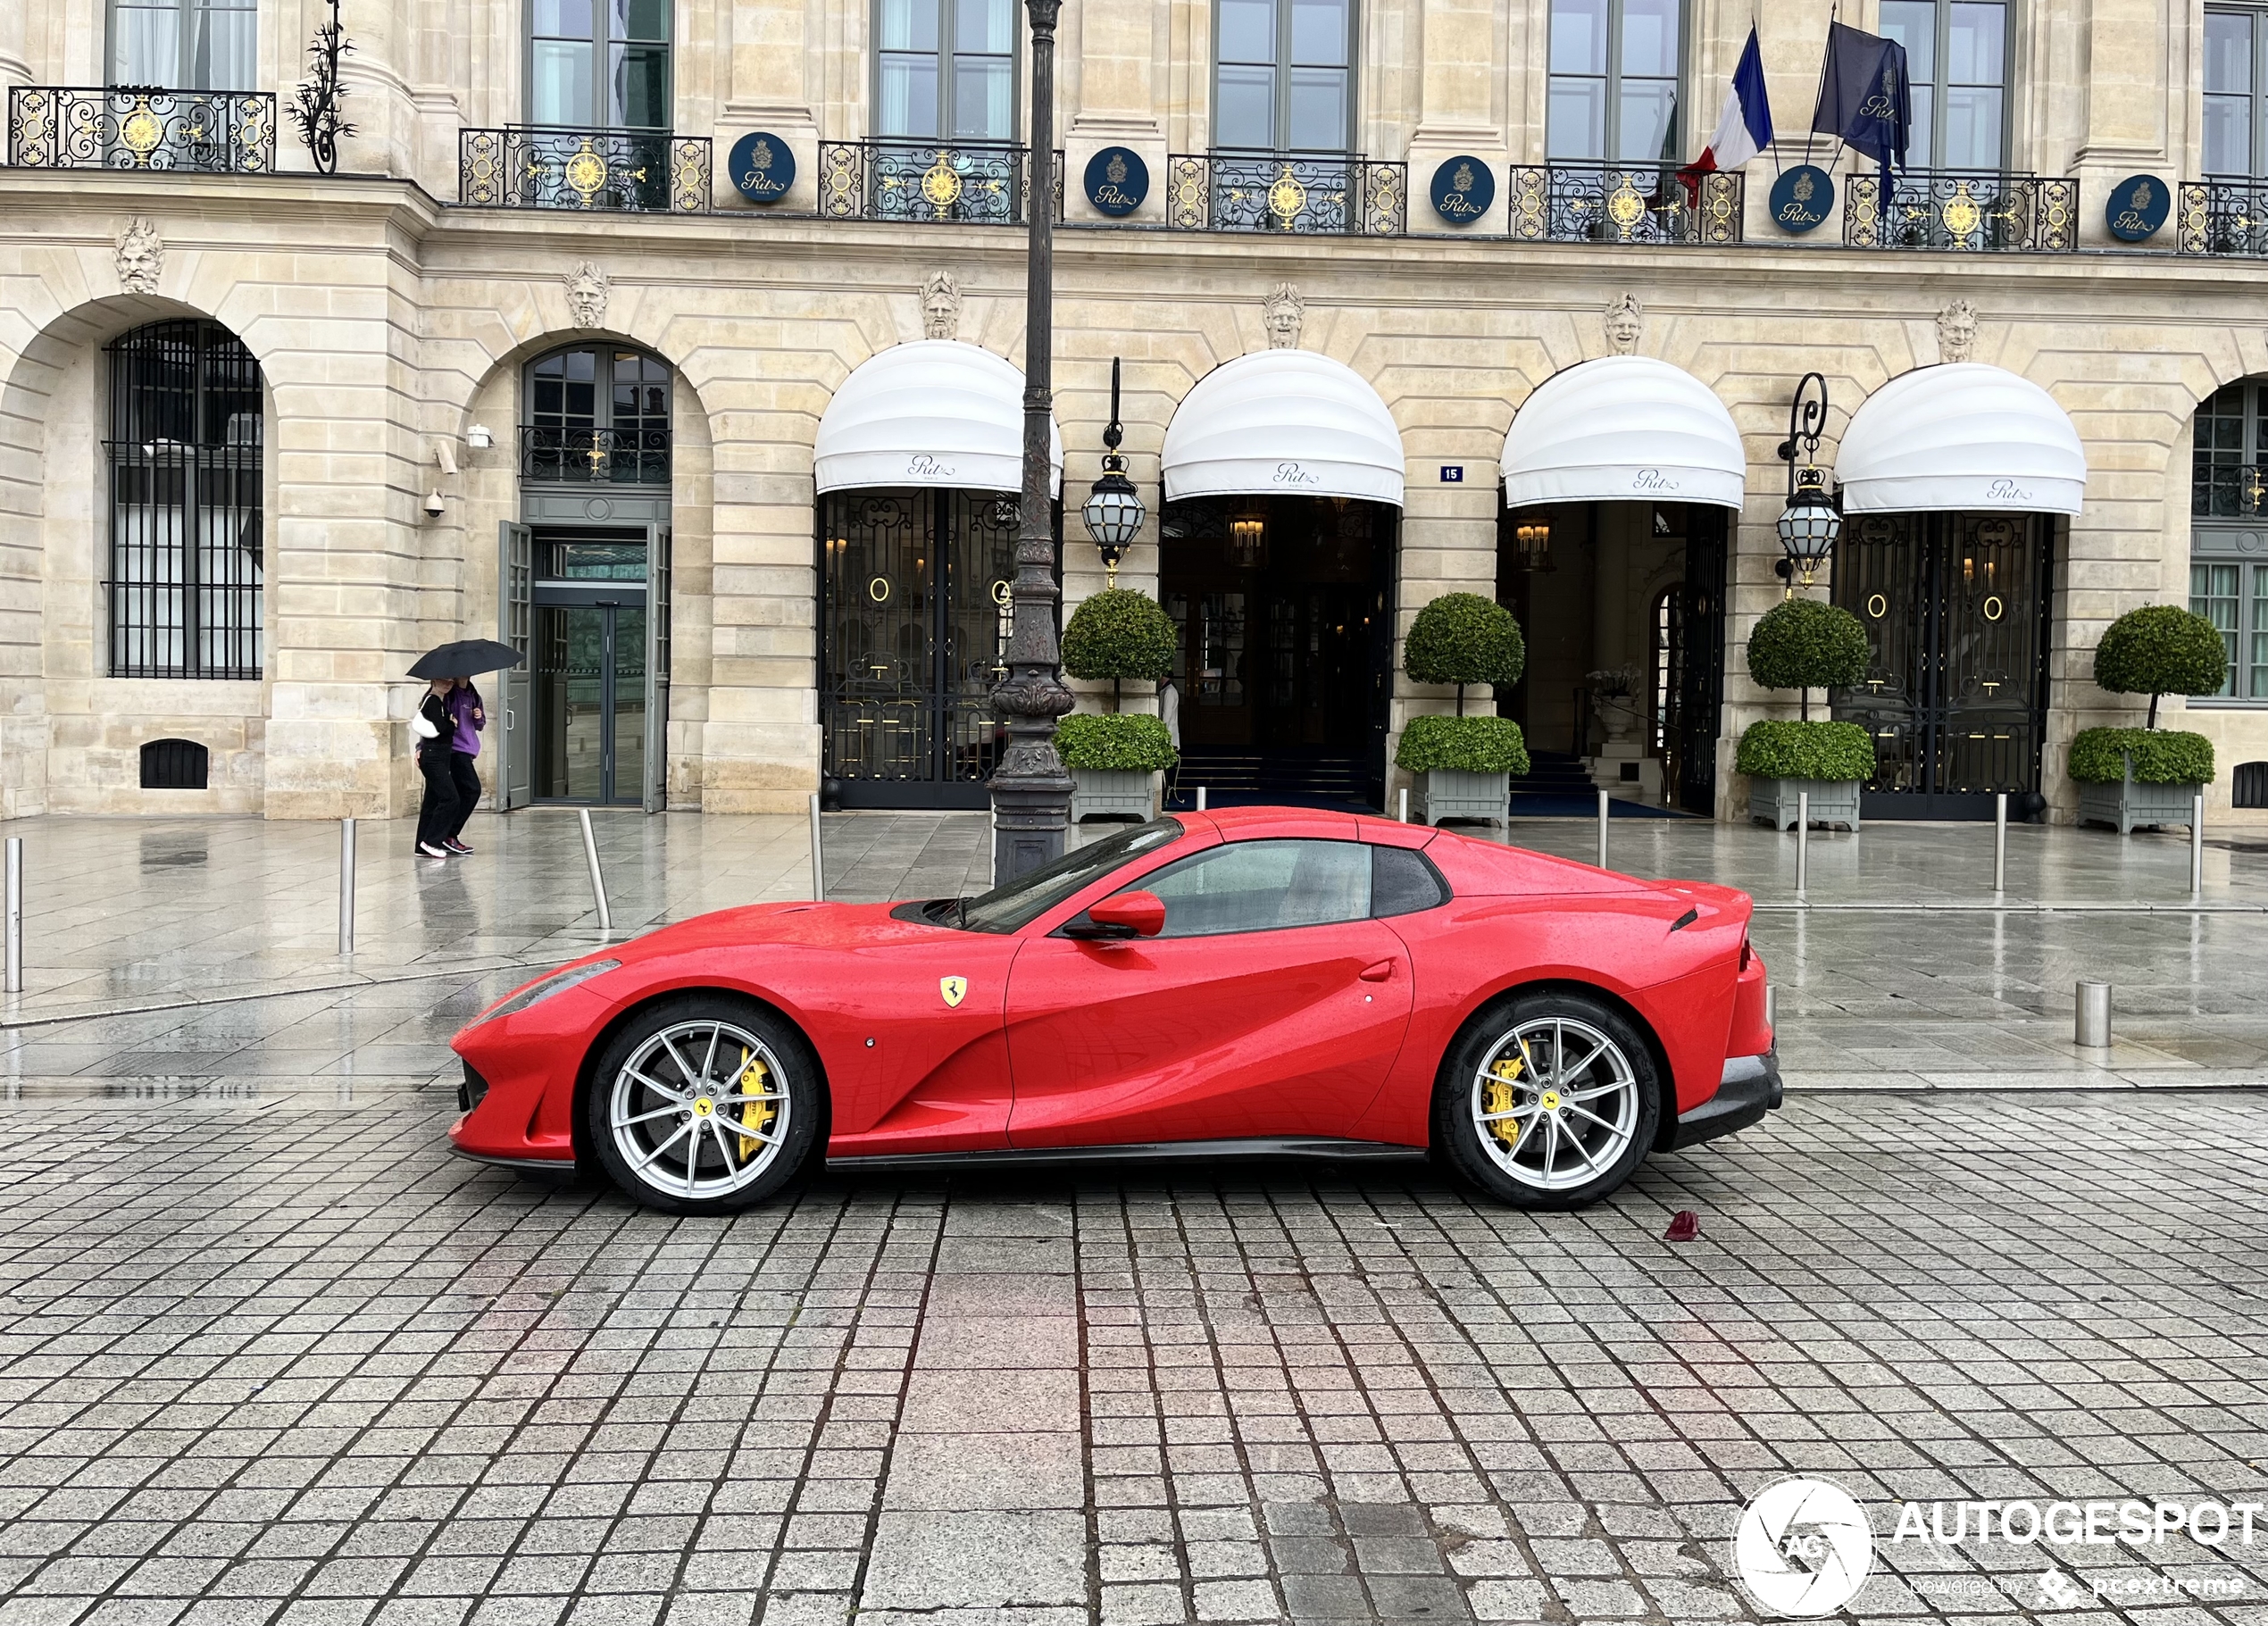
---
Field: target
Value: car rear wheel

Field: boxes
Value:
[1432,991,1661,1211]
[587,996,821,1215]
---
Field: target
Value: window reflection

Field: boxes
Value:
[1547,0,1680,163]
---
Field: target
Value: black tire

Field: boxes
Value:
[586,993,823,1215]
[1431,989,1662,1211]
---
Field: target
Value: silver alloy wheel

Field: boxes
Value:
[1468,1015,1641,1192]
[607,1019,791,1201]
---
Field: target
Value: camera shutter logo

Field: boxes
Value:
[1734,1477,1875,1617]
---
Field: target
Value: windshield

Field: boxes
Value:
[954,817,1185,934]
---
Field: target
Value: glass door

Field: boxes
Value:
[530,530,649,805]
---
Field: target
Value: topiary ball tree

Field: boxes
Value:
[2093,604,2228,729]
[1404,592,1526,716]
[1063,588,1179,713]
[1746,598,1870,721]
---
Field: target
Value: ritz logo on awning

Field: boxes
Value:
[1631,469,1680,493]
[1273,462,1320,486]
[908,454,959,479]
[1986,479,2035,503]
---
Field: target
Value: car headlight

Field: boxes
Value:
[477,959,621,1025]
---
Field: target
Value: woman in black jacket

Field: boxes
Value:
[413,680,458,859]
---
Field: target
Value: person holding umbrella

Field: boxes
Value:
[407,638,524,861]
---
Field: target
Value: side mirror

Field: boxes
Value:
[1064,889,1166,941]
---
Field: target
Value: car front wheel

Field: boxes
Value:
[1432,991,1661,1210]
[586,996,821,1215]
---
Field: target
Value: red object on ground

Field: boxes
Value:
[1664,1210,1703,1241]
[447,807,1780,1212]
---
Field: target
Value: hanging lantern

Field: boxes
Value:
[1774,464,1842,591]
[1229,513,1266,569]
[1079,356,1147,584]
[1512,513,1554,572]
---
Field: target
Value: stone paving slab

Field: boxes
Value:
[4,1086,2268,1623]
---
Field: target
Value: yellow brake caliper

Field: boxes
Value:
[735,1048,777,1159]
[1482,1054,1523,1148]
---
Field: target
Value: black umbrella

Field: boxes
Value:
[408,639,524,680]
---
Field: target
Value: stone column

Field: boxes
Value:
[2073,0,2172,246]
[1409,0,1506,231]
[1066,0,1163,221]
[720,0,821,213]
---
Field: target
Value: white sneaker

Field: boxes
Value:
[418,840,448,858]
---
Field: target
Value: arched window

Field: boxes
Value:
[521,345,671,485]
[2191,378,2268,701]
[104,320,263,680]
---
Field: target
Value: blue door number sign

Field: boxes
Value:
[1440,466,1465,483]
[1429,156,1495,227]
[729,130,795,204]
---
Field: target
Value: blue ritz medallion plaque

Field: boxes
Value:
[1429,155,1495,227]
[1084,146,1149,217]
[2105,174,2170,242]
[730,131,796,204]
[1768,164,1834,234]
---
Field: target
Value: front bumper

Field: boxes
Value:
[1667,1050,1782,1151]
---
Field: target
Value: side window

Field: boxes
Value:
[1130,838,1372,938]
[1371,846,1448,917]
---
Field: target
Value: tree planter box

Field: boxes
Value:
[1071,768,1156,823]
[2077,769,2203,836]
[1413,769,1508,827]
[1749,777,1862,832]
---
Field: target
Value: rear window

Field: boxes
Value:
[1372,846,1449,917]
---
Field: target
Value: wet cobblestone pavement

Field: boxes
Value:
[3,1068,2267,1625]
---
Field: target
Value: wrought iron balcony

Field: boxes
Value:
[2193,460,2268,518]
[6,86,275,172]
[1843,170,2078,252]
[1166,152,1406,236]
[520,426,671,486]
[817,140,1059,225]
[1505,163,1741,246]
[459,127,711,213]
[2177,179,2268,256]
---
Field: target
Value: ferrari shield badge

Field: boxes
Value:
[939,976,968,1009]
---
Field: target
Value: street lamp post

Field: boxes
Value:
[987,0,1076,881]
[1774,371,1841,595]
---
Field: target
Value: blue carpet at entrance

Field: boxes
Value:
[1506,793,1695,820]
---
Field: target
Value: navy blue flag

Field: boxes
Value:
[1811,21,1910,194]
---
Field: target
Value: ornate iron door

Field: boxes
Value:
[1832,513,2053,819]
[821,490,1020,807]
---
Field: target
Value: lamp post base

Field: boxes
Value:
[990,768,1076,881]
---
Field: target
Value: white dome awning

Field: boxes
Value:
[1500,356,1746,511]
[1161,350,1405,507]
[1834,363,2085,515]
[813,339,1062,496]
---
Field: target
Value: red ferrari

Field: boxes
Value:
[449,808,1778,1214]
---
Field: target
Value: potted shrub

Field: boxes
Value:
[1741,597,1874,831]
[1398,593,1529,824]
[1057,713,1177,822]
[1061,588,1180,820]
[2072,605,2226,833]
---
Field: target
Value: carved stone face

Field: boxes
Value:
[1939,301,1978,360]
[1263,286,1302,348]
[1605,295,1642,350]
[115,218,163,294]
[922,273,959,339]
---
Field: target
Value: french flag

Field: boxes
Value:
[1679,28,1773,192]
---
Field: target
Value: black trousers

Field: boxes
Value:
[446,752,481,840]
[414,747,458,849]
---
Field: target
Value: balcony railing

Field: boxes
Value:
[2177,179,2268,256]
[1843,171,2078,252]
[7,86,275,173]
[459,127,711,213]
[2194,461,2268,518]
[1505,163,1741,246]
[1166,152,1406,236]
[818,140,1059,225]
[520,426,672,485]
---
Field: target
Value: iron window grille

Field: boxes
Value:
[1505,162,1741,244]
[6,85,275,171]
[103,320,263,680]
[1164,151,1405,235]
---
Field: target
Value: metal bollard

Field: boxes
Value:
[1197,786,1207,813]
[1993,792,2007,897]
[3,837,21,995]
[1596,787,1609,869]
[2192,790,2205,900]
[2075,980,2113,1049]
[808,792,825,901]
[1796,791,1810,899]
[1764,983,1777,1031]
[338,818,356,956]
[579,806,613,934]
[1397,787,1409,824]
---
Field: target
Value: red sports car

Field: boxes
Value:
[449,808,1778,1214]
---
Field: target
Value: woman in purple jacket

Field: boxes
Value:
[441,679,486,854]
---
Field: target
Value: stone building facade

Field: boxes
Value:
[3,0,2266,825]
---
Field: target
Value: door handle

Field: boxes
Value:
[1359,959,1397,982]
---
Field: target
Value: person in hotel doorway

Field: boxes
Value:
[442,678,486,855]
[411,680,458,861]
[1156,671,1182,805]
